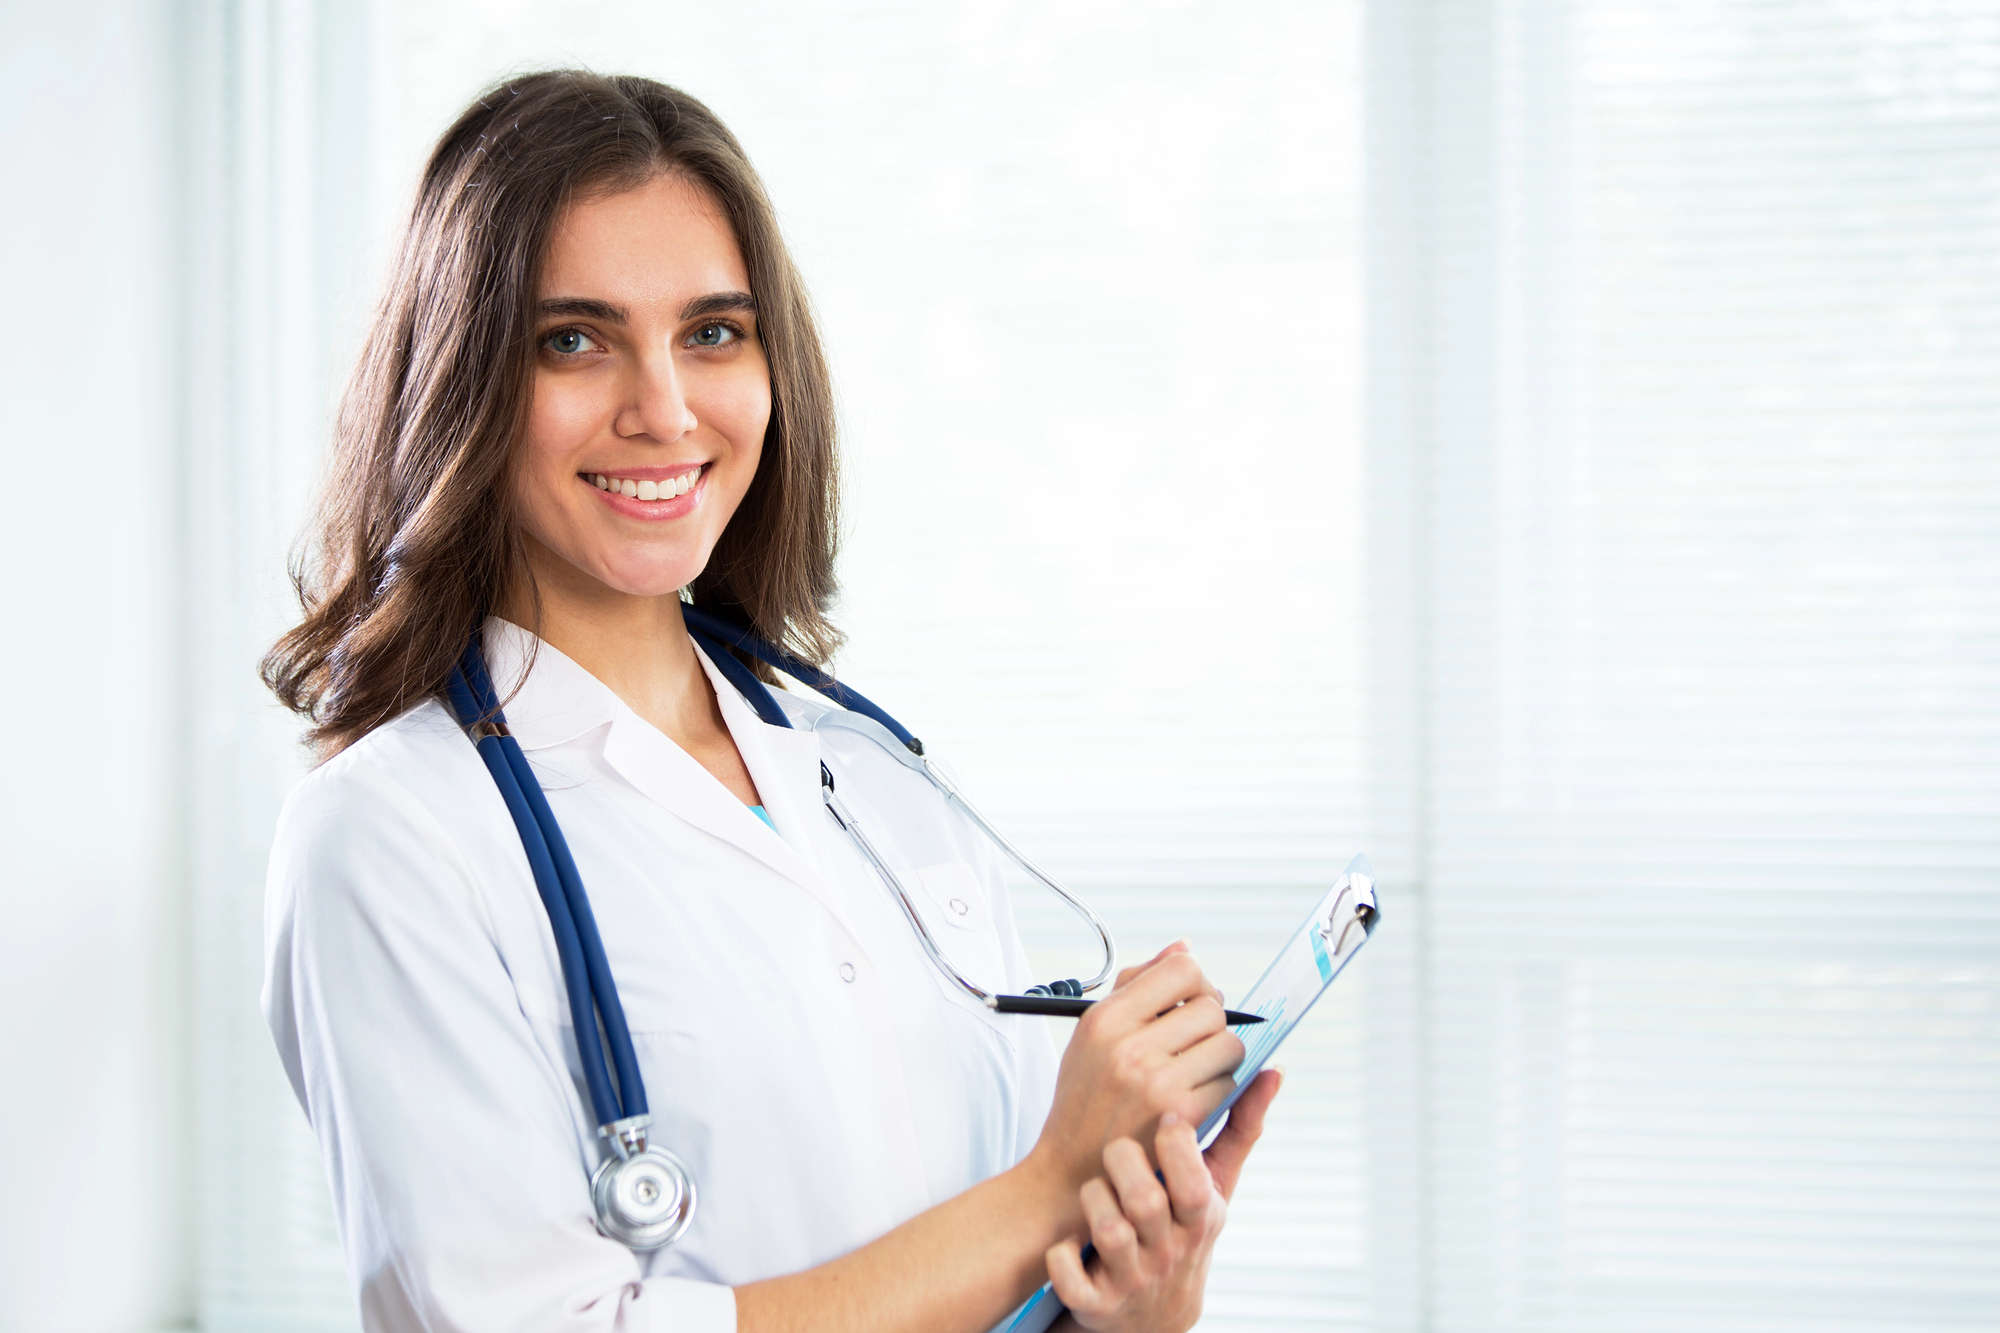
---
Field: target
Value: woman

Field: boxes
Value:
[261,70,1279,1333]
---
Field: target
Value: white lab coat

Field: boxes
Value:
[263,619,1059,1333]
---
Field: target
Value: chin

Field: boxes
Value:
[593,553,711,599]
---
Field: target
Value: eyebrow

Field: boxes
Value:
[679,291,757,321]
[538,297,627,323]
[536,291,757,324]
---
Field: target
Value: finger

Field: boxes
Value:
[1079,1176,1141,1279]
[1093,952,1212,1034]
[1045,1237,1106,1315]
[1103,1136,1173,1250]
[1182,1069,1239,1128]
[1203,1066,1283,1201]
[1112,938,1191,992]
[1167,1022,1248,1089]
[1121,994,1231,1063]
[1155,1112,1214,1227]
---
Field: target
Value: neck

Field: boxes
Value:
[498,541,712,743]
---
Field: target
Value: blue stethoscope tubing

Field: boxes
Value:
[443,609,1118,1250]
[445,646,646,1133]
[447,643,700,1250]
[680,604,918,744]
[441,611,922,1133]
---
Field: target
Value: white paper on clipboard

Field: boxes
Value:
[1196,851,1380,1143]
[1002,853,1381,1333]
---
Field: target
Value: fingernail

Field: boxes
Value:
[1273,1063,1288,1081]
[1161,1111,1180,1127]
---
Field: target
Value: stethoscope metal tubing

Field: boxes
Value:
[915,758,1116,995]
[687,614,1118,1000]
[821,776,993,1003]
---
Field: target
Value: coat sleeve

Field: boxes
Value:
[262,752,735,1333]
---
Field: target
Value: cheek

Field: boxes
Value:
[709,368,773,456]
[515,377,598,518]
[525,376,602,465]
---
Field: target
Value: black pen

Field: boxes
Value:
[986,994,1266,1024]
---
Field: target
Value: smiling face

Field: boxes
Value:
[512,172,771,603]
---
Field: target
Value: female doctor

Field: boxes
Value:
[260,70,1280,1333]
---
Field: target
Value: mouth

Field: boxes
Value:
[585,465,706,501]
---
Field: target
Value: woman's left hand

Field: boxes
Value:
[1045,1068,1283,1333]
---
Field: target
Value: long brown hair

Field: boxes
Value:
[263,71,841,756]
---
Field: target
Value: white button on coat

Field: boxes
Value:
[262,619,1058,1333]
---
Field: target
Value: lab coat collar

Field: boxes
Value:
[479,618,850,931]
[479,619,618,751]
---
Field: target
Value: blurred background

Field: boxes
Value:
[1,0,1995,1329]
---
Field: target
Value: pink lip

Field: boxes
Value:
[583,465,708,521]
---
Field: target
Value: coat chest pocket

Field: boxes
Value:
[912,861,1011,996]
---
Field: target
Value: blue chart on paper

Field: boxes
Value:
[1005,855,1380,1333]
[1230,998,1288,1084]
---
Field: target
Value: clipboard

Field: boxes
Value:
[1003,854,1381,1333]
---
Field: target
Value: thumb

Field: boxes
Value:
[1201,1067,1282,1202]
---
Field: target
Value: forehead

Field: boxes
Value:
[540,173,749,300]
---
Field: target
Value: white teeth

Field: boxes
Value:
[597,468,701,499]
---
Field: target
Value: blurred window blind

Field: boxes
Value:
[1387,0,2000,1329]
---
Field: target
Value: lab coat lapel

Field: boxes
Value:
[686,647,876,937]
[728,708,830,882]
[600,645,873,944]
[598,716,825,903]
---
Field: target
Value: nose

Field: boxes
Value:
[613,347,699,444]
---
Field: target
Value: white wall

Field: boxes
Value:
[0,2,190,1330]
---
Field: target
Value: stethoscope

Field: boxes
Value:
[442,605,1118,1251]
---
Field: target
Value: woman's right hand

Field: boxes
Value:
[1045,1066,1285,1333]
[1026,941,1246,1204]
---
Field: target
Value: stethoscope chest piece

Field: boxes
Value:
[591,1141,698,1251]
